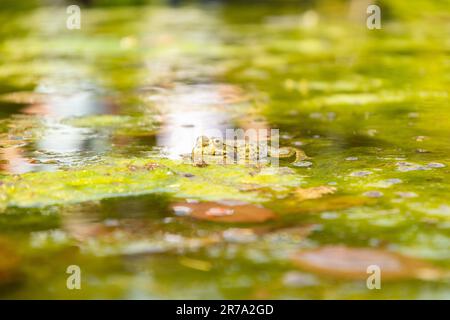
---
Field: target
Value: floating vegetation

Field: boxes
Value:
[0,158,304,210]
[294,186,337,201]
[170,201,276,223]
[64,114,160,136]
[0,0,448,300]
[291,246,443,281]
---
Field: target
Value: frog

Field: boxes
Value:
[191,136,309,166]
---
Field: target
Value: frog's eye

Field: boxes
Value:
[213,138,221,144]
[198,136,210,147]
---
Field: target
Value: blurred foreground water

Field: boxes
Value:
[0,1,449,299]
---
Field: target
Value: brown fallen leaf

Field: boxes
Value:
[291,245,441,280]
[127,162,161,172]
[65,217,221,256]
[170,201,276,223]
[284,195,372,214]
[295,186,337,201]
[179,257,212,272]
[218,84,249,104]
[222,228,258,243]
[0,237,21,284]
[261,225,316,246]
[65,222,112,242]
[268,225,316,238]
[0,91,48,105]
[220,223,316,244]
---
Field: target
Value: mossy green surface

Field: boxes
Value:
[0,0,449,299]
[0,158,303,209]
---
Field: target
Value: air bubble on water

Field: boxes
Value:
[427,162,445,168]
[395,192,418,198]
[222,228,257,243]
[363,191,384,198]
[282,272,318,288]
[216,199,248,206]
[163,217,174,223]
[350,170,372,177]
[382,178,402,186]
[172,205,192,216]
[321,212,339,219]
[396,162,428,172]
[309,112,322,119]
[104,219,119,227]
[293,161,313,168]
[164,233,184,243]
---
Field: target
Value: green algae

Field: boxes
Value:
[0,0,449,300]
[63,114,160,136]
[0,158,303,209]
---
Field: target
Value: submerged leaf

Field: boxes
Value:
[283,196,372,214]
[179,257,213,271]
[63,218,220,257]
[0,237,20,284]
[294,186,337,201]
[170,201,276,223]
[291,246,441,280]
[0,91,48,105]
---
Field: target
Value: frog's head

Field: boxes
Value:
[209,136,226,150]
[193,136,225,156]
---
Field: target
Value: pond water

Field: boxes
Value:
[0,1,449,299]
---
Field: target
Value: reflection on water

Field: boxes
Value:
[33,76,112,154]
[0,79,113,173]
[0,1,449,299]
[155,84,234,158]
[0,147,34,174]
[1,5,236,171]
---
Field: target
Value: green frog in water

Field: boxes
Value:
[191,136,309,166]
